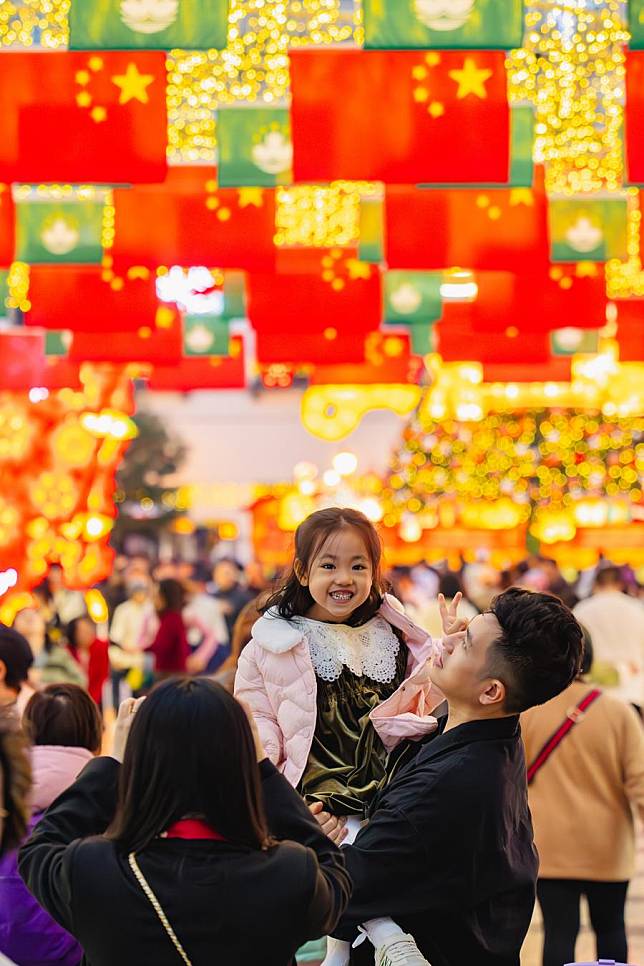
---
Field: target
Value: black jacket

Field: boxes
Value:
[334,716,538,966]
[18,756,351,966]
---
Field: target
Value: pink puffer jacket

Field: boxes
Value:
[234,595,445,787]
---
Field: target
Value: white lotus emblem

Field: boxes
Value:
[252,130,293,176]
[565,216,603,253]
[390,283,423,315]
[185,324,214,354]
[554,327,583,351]
[413,0,476,31]
[40,217,80,255]
[120,0,180,35]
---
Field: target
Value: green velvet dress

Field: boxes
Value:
[298,632,407,818]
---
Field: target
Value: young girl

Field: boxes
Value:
[235,507,457,966]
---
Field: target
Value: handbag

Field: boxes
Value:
[527,688,601,785]
[128,853,193,965]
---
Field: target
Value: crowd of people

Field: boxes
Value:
[0,512,642,966]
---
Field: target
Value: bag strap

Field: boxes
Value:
[128,852,193,966]
[527,689,602,785]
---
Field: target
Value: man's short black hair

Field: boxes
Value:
[594,565,623,589]
[487,588,583,714]
[0,625,34,692]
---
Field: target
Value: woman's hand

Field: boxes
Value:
[110,697,145,763]
[308,802,348,845]
[438,592,469,636]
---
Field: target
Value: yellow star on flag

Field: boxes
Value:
[345,259,372,280]
[237,187,264,208]
[509,188,534,206]
[111,63,155,105]
[575,261,599,278]
[448,58,493,99]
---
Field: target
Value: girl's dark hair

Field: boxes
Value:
[106,678,269,853]
[66,616,95,650]
[157,578,185,613]
[23,684,102,754]
[0,709,31,855]
[262,507,386,626]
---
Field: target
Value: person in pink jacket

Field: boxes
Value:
[235,507,464,966]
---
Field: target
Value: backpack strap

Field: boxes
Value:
[527,689,602,785]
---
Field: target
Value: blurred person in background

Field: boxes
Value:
[12,608,86,690]
[521,630,644,966]
[67,617,110,708]
[461,555,500,612]
[0,707,30,857]
[109,580,155,655]
[183,564,229,674]
[245,560,270,595]
[210,558,253,640]
[0,627,34,715]
[99,556,129,621]
[0,684,102,966]
[574,566,644,714]
[414,572,479,640]
[214,592,270,692]
[145,579,190,679]
[46,565,86,627]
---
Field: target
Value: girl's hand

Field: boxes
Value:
[111,697,145,763]
[309,802,348,845]
[438,592,469,636]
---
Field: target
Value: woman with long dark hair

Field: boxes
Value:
[19,678,350,966]
[145,579,190,678]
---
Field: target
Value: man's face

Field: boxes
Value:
[430,612,504,708]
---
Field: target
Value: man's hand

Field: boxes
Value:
[309,801,348,845]
[438,591,469,636]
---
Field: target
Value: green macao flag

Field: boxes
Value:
[548,197,628,262]
[0,271,8,318]
[16,201,104,264]
[629,0,644,48]
[222,270,247,319]
[45,330,73,357]
[217,107,292,188]
[384,271,443,325]
[363,0,524,50]
[69,0,229,50]
[550,328,600,356]
[409,323,436,355]
[183,315,231,357]
[359,198,385,263]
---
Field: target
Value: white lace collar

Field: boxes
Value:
[293,614,401,683]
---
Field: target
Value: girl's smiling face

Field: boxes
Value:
[297,526,374,624]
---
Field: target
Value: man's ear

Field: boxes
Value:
[294,560,308,586]
[479,678,506,709]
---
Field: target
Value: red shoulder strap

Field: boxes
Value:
[527,689,601,785]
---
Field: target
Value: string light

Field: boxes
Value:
[275,181,376,248]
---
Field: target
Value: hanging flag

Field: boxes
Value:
[0,329,46,390]
[0,52,167,184]
[629,0,644,48]
[436,321,550,363]
[222,271,247,319]
[70,313,182,364]
[147,340,245,391]
[0,271,8,317]
[16,201,105,265]
[0,186,15,268]
[359,197,385,263]
[483,359,572,382]
[217,107,292,187]
[290,49,510,183]
[183,316,230,356]
[613,301,644,362]
[385,165,548,270]
[69,0,229,50]
[409,323,437,355]
[383,270,443,324]
[309,332,422,383]
[44,330,73,357]
[625,52,644,184]
[42,358,83,390]
[111,168,276,270]
[25,266,162,332]
[550,328,600,356]
[363,0,524,50]
[548,197,628,262]
[248,267,381,365]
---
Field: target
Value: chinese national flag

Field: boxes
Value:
[70,314,182,365]
[385,167,548,270]
[0,52,167,184]
[614,301,644,362]
[25,267,162,332]
[111,168,276,271]
[482,359,572,382]
[248,268,382,365]
[625,52,644,183]
[290,49,509,183]
[42,358,83,390]
[436,322,551,364]
[0,329,45,390]
[309,333,422,384]
[147,338,246,390]
[0,186,15,268]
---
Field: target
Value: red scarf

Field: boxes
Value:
[164,819,225,841]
